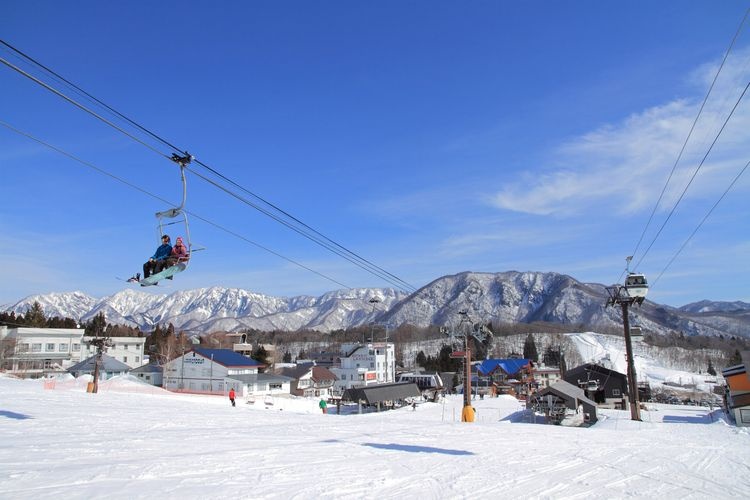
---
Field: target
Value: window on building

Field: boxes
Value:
[59,343,69,352]
[269,383,282,390]
[46,343,55,352]
[32,343,42,352]
[72,344,80,352]
[123,356,128,363]
[19,344,29,352]
[135,356,140,363]
[123,344,128,350]
[612,389,621,396]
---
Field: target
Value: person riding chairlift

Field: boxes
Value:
[143,234,172,279]
[164,236,190,279]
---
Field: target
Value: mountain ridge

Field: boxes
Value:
[4,271,749,339]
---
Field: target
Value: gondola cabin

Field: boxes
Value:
[625,273,648,298]
[630,326,643,341]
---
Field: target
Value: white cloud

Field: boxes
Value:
[490,49,750,217]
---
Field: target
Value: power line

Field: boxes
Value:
[0,119,352,291]
[0,39,417,293]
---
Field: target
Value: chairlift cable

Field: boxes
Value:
[190,158,418,293]
[0,119,353,291]
[0,54,171,161]
[185,167,416,292]
[632,79,750,272]
[626,7,750,276]
[0,39,187,158]
[650,157,750,290]
[0,41,417,293]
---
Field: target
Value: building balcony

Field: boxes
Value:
[233,343,253,352]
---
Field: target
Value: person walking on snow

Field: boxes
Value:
[229,388,236,407]
[319,398,327,414]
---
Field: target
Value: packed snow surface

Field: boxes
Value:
[1,375,748,499]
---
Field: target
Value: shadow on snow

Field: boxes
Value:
[362,442,474,456]
[0,410,32,420]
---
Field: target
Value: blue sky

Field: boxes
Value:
[1,1,749,308]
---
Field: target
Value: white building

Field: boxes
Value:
[81,335,146,369]
[533,364,563,389]
[330,342,395,393]
[0,326,85,377]
[0,326,147,377]
[163,348,263,394]
[228,373,293,399]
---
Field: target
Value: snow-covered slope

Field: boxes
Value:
[566,331,724,391]
[2,375,749,498]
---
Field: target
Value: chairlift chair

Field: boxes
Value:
[136,153,194,287]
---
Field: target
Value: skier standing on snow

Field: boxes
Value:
[229,388,236,407]
[319,398,327,414]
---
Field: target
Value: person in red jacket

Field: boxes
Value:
[229,388,236,407]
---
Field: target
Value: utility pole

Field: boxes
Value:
[605,266,648,422]
[368,297,382,381]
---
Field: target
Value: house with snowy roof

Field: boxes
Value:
[529,380,598,426]
[129,362,163,387]
[163,348,263,395]
[277,363,338,398]
[477,358,534,398]
[564,363,628,409]
[67,354,131,380]
[722,351,750,427]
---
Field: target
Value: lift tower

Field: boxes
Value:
[605,270,649,421]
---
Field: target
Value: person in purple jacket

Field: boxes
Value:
[143,234,172,279]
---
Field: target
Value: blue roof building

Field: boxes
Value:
[191,348,263,368]
[477,358,532,378]
[164,348,262,394]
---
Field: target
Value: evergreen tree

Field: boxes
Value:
[728,349,742,366]
[707,359,717,376]
[436,345,461,372]
[523,333,539,362]
[85,312,107,337]
[252,345,270,366]
[415,351,427,368]
[283,351,292,363]
[24,302,46,328]
[0,311,18,327]
[542,346,562,366]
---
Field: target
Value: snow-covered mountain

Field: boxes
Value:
[385,271,749,339]
[5,286,404,333]
[5,271,749,338]
[679,300,750,314]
